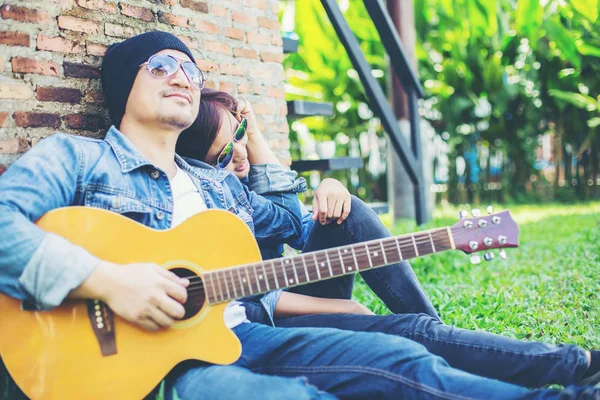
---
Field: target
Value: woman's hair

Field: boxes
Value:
[176,88,238,161]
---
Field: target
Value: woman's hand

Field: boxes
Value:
[312,178,352,225]
[235,98,261,139]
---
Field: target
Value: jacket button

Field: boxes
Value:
[156,211,165,220]
[150,170,160,179]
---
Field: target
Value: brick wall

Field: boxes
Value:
[0,0,290,176]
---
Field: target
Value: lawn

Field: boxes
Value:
[354,202,600,349]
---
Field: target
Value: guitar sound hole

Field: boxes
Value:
[170,267,205,320]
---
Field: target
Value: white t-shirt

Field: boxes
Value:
[170,165,249,329]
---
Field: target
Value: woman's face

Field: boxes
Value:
[204,107,250,179]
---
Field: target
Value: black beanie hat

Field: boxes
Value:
[100,31,196,128]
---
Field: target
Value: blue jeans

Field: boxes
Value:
[291,196,440,319]
[167,322,599,400]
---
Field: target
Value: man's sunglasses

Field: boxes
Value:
[216,117,248,169]
[140,54,205,90]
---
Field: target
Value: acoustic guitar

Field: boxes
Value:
[0,206,518,399]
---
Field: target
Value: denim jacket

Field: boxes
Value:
[0,127,305,323]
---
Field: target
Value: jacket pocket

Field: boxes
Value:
[84,188,152,216]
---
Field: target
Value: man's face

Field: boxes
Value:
[125,49,201,130]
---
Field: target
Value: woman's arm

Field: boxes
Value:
[273,291,375,317]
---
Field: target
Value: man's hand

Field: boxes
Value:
[70,261,189,332]
[312,178,352,225]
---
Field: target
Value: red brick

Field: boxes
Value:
[76,0,117,13]
[0,55,5,72]
[258,17,280,30]
[279,105,288,116]
[233,48,257,59]
[180,0,208,13]
[49,0,75,6]
[86,42,108,56]
[247,32,269,45]
[219,81,234,93]
[36,87,81,103]
[0,164,6,176]
[279,122,290,134]
[192,19,220,35]
[83,89,103,103]
[204,80,217,90]
[272,36,283,47]
[267,87,286,99]
[64,62,100,78]
[252,103,272,115]
[158,11,188,27]
[224,27,244,41]
[120,3,154,21]
[105,23,136,38]
[176,35,198,50]
[160,0,177,5]
[237,82,251,94]
[197,59,217,73]
[220,64,245,76]
[204,41,229,55]
[232,12,257,26]
[37,35,84,54]
[64,114,104,131]
[0,112,8,127]
[245,0,266,10]
[261,51,283,63]
[58,16,100,34]
[211,5,228,17]
[0,138,30,153]
[0,31,29,47]
[0,4,51,23]
[14,112,61,128]
[0,83,33,99]
[12,58,59,76]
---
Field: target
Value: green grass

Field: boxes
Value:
[354,202,600,349]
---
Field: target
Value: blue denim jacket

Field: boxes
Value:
[0,127,305,323]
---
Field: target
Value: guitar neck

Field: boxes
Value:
[202,227,455,304]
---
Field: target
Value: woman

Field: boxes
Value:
[176,88,600,389]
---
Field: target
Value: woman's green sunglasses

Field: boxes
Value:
[216,117,248,168]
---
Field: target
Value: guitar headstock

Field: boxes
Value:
[450,207,519,264]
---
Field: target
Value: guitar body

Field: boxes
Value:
[0,207,262,400]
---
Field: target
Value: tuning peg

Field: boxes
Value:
[499,249,507,259]
[471,208,481,217]
[483,252,495,261]
[487,205,494,214]
[470,255,481,264]
[458,210,469,219]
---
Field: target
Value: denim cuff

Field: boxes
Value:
[248,164,307,195]
[19,232,100,310]
[259,289,284,326]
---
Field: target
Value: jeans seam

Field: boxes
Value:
[407,331,577,361]
[254,365,477,400]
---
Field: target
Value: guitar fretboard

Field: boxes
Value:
[200,227,454,304]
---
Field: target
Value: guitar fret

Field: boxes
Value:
[281,259,290,285]
[234,268,245,297]
[429,231,436,253]
[207,273,217,303]
[302,255,312,282]
[380,240,388,264]
[221,271,231,300]
[337,248,346,273]
[252,264,262,293]
[412,235,419,257]
[244,266,253,294]
[261,263,270,291]
[351,246,359,271]
[215,271,225,302]
[312,253,322,280]
[290,258,300,285]
[270,261,280,289]
[364,243,373,267]
[229,269,240,299]
[395,237,403,261]
[325,252,334,277]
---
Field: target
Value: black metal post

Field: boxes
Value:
[408,86,426,224]
[320,0,420,186]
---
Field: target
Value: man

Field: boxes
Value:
[0,31,598,400]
